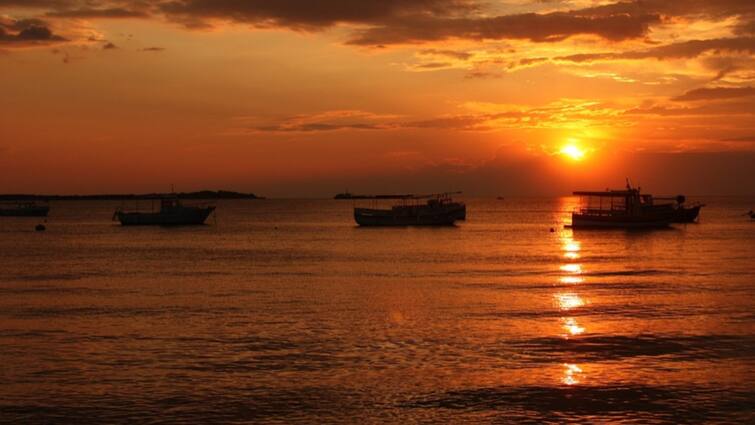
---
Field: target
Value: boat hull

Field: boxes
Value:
[450,203,466,220]
[391,204,465,221]
[672,205,702,223]
[116,206,214,226]
[0,206,50,217]
[354,208,457,226]
[570,213,671,229]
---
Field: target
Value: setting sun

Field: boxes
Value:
[560,143,586,161]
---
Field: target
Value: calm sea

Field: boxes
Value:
[1,198,754,424]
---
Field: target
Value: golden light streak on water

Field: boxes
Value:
[556,293,585,310]
[562,363,583,385]
[562,317,585,336]
[559,263,582,274]
[559,276,584,284]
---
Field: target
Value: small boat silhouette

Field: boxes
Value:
[113,196,215,226]
[354,192,465,226]
[0,201,50,217]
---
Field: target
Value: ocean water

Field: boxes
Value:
[1,197,754,424]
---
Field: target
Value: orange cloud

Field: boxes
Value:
[673,86,755,101]
[0,17,66,46]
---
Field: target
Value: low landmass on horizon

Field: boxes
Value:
[0,190,263,201]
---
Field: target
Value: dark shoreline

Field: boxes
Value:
[0,190,264,201]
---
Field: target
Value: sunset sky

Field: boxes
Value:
[1,0,754,196]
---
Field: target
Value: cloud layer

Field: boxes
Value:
[1,0,750,44]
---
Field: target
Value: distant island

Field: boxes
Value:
[0,190,264,201]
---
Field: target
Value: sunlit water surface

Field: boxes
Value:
[1,198,754,424]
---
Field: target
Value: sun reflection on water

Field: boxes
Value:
[562,363,583,385]
[556,293,585,310]
[555,203,589,387]
[561,235,581,259]
[562,317,585,336]
[559,263,582,274]
[559,276,584,284]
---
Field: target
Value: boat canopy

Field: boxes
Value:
[356,191,461,200]
[411,191,461,199]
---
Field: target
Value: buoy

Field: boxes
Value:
[550,227,555,232]
[35,224,46,231]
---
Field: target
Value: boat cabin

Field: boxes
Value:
[160,197,182,211]
[573,188,648,217]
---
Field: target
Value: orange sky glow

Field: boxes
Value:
[1,1,754,196]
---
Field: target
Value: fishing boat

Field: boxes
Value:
[0,201,50,217]
[354,192,465,226]
[569,182,673,229]
[113,197,215,226]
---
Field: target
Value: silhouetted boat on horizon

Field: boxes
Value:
[113,196,215,226]
[0,201,50,217]
[335,191,362,199]
[569,182,674,229]
[354,192,465,226]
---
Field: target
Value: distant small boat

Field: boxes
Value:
[354,192,465,226]
[113,197,215,226]
[0,202,50,217]
[748,210,755,220]
[335,191,358,199]
[569,182,673,229]
[496,196,505,201]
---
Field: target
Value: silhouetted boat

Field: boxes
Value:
[354,192,465,226]
[748,210,755,220]
[570,183,673,229]
[0,202,49,217]
[113,197,215,226]
[335,191,359,199]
